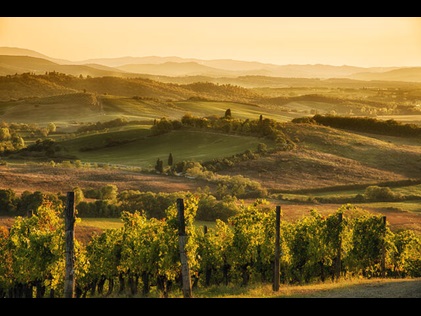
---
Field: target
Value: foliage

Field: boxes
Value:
[364,186,403,202]
[312,114,421,137]
[1,200,421,297]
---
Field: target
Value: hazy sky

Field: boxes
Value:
[1,17,421,67]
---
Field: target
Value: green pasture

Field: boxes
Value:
[0,95,298,128]
[170,100,294,122]
[78,217,124,230]
[281,100,355,115]
[103,98,299,122]
[359,201,421,213]
[60,127,274,168]
[376,115,421,126]
[393,184,421,197]
[102,96,174,120]
[0,96,104,126]
[77,217,216,231]
[278,183,421,204]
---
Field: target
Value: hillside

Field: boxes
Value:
[0,72,260,103]
[351,67,421,82]
[218,122,421,191]
[0,46,72,65]
[3,120,421,195]
[116,61,243,77]
[0,74,77,101]
[59,127,275,168]
[0,47,409,81]
[0,85,283,127]
[0,55,133,78]
[0,47,420,220]
[2,72,421,128]
[0,93,105,125]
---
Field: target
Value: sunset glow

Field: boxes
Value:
[1,17,420,67]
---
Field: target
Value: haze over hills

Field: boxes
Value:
[0,55,136,78]
[2,46,419,82]
[116,61,254,77]
[350,67,421,83]
[0,46,73,65]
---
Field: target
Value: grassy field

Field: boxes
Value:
[0,95,298,128]
[377,114,421,125]
[280,183,421,200]
[76,218,215,232]
[77,217,125,230]
[168,100,295,122]
[59,127,275,168]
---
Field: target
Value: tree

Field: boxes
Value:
[73,187,85,205]
[12,136,25,150]
[0,127,11,141]
[155,158,164,173]
[47,122,56,134]
[0,189,17,215]
[100,184,118,202]
[168,153,173,166]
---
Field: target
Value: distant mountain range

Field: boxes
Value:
[1,46,421,82]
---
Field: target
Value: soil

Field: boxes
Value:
[0,163,214,195]
[292,278,421,298]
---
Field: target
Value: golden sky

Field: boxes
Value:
[1,17,420,67]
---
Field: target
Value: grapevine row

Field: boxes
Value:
[0,195,420,298]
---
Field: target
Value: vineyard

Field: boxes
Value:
[1,193,420,298]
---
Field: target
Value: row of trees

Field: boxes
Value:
[293,114,421,137]
[151,112,295,150]
[1,197,420,298]
[0,187,241,222]
[1,182,417,222]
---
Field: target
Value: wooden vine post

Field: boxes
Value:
[64,191,76,298]
[177,198,192,298]
[334,212,343,281]
[381,216,387,278]
[273,205,281,291]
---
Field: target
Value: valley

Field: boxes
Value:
[0,48,420,237]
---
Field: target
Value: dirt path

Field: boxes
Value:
[295,278,421,298]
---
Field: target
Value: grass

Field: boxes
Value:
[100,277,421,298]
[280,183,421,200]
[0,95,297,127]
[76,218,216,231]
[59,127,275,168]
[186,278,374,298]
[283,123,421,180]
[0,93,104,126]
[377,114,421,126]
[171,100,294,122]
[77,217,124,230]
[360,201,421,213]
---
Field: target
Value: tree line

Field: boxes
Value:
[292,114,421,137]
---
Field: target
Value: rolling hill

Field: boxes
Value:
[350,67,421,83]
[0,47,411,81]
[0,46,73,65]
[0,55,133,78]
[116,61,241,77]
[0,91,297,128]
[2,71,421,130]
[0,46,420,199]
[59,127,276,169]
[219,122,421,192]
